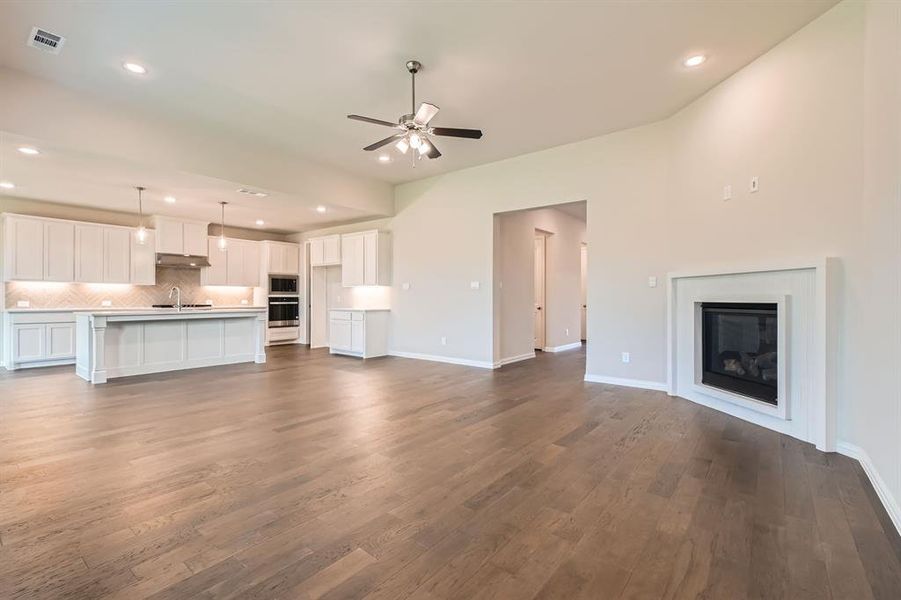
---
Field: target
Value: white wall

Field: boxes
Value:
[494,206,586,361]
[389,1,901,524]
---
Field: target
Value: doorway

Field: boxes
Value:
[534,233,547,350]
[580,242,587,341]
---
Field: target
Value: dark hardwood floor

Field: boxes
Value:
[1,345,900,599]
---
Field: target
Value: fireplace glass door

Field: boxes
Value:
[701,303,778,404]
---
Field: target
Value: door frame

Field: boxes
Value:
[534,232,547,351]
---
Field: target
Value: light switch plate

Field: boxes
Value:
[470,281,480,290]
[402,282,411,290]
[648,276,657,288]
[441,336,447,345]
[621,352,631,364]
[723,185,732,201]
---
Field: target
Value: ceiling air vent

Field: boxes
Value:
[27,27,65,54]
[236,188,269,198]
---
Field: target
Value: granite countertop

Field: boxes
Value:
[4,305,266,314]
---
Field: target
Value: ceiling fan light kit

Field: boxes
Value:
[348,60,483,165]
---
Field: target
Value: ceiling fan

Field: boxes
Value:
[347,60,483,163]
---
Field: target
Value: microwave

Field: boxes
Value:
[269,275,298,295]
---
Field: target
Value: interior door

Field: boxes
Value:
[534,235,546,350]
[580,243,587,341]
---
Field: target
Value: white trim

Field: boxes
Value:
[837,441,901,537]
[495,352,535,367]
[388,350,496,369]
[584,373,668,392]
[542,342,582,353]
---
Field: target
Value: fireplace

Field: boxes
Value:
[701,302,778,404]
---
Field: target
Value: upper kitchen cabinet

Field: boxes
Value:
[202,237,262,287]
[341,230,390,287]
[2,214,75,282]
[309,235,340,267]
[153,216,209,257]
[2,214,155,285]
[130,229,156,285]
[263,241,300,274]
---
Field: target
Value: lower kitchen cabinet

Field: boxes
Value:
[328,309,389,358]
[3,311,76,370]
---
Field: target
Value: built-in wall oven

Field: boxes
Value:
[268,296,300,328]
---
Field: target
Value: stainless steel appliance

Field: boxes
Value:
[268,296,299,328]
[269,275,298,295]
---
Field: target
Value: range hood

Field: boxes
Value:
[155,253,211,269]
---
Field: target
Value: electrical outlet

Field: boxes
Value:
[101,300,112,307]
[750,176,759,193]
[621,352,631,364]
[441,336,447,345]
[16,300,29,308]
[470,281,480,290]
[240,299,248,305]
[723,184,732,201]
[402,282,411,290]
[565,328,570,337]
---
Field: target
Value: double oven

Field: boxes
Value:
[268,275,300,329]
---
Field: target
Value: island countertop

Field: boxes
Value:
[73,307,266,319]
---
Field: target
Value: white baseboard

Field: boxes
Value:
[543,342,583,353]
[583,373,668,392]
[836,441,901,536]
[388,350,496,369]
[495,352,535,368]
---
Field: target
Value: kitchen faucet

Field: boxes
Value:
[168,286,182,311]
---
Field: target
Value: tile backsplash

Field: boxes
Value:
[5,268,256,309]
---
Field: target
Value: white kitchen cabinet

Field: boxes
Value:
[203,238,229,285]
[309,235,340,267]
[75,223,104,283]
[341,230,390,287]
[202,237,262,287]
[3,216,44,280]
[131,229,156,285]
[183,222,208,256]
[104,227,132,283]
[328,309,389,358]
[153,216,209,256]
[43,221,75,282]
[264,241,300,274]
[3,311,76,370]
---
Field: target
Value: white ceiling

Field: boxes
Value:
[0,1,836,228]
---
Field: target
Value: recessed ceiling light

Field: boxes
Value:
[0,181,15,190]
[255,219,265,226]
[164,195,176,204]
[683,55,706,67]
[316,205,327,213]
[123,62,147,75]
[17,146,40,155]
[378,155,391,163]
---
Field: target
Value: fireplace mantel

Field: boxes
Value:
[666,258,837,452]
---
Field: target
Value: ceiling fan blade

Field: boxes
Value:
[413,103,440,126]
[430,127,483,139]
[348,114,401,128]
[425,140,442,159]
[363,133,405,151]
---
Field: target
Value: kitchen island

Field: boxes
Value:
[75,307,266,384]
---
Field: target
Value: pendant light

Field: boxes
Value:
[135,186,147,245]
[218,201,228,251]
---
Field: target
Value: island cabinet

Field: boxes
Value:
[2,311,76,370]
[2,213,155,285]
[341,230,390,287]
